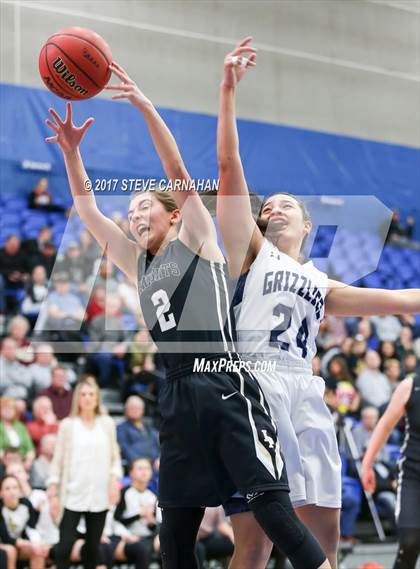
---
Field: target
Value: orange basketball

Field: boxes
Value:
[39,27,112,100]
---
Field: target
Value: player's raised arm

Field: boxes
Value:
[45,103,140,283]
[361,378,412,493]
[106,62,221,261]
[216,37,263,276]
[325,280,420,317]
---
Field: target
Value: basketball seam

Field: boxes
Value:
[47,33,111,66]
[47,41,102,90]
[44,45,82,99]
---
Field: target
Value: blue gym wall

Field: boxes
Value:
[1,82,419,238]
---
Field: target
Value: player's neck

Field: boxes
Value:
[273,237,301,262]
[132,481,148,492]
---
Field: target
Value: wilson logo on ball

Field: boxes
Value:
[52,57,88,96]
[39,27,112,100]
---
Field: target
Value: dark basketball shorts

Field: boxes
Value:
[396,459,420,529]
[158,356,289,508]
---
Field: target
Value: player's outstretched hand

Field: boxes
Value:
[45,102,94,155]
[222,36,257,90]
[105,62,151,110]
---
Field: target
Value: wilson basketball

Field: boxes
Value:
[39,27,112,100]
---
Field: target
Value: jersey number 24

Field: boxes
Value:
[270,303,309,358]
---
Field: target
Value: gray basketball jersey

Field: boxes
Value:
[233,238,329,368]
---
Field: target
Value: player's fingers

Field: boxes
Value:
[237,36,253,48]
[78,117,94,133]
[65,102,72,124]
[45,119,60,133]
[104,84,131,90]
[48,108,64,126]
[45,136,58,143]
[110,62,131,83]
[231,55,249,68]
[111,93,128,100]
[246,54,257,67]
[232,46,257,56]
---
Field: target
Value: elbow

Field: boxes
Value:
[218,154,240,173]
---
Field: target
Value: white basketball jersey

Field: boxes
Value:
[233,238,329,368]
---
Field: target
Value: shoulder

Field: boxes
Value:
[59,417,74,432]
[117,420,130,431]
[98,414,116,430]
[20,497,33,508]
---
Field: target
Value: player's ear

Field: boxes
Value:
[170,208,181,225]
[303,219,312,236]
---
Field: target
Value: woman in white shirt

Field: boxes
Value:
[47,376,122,569]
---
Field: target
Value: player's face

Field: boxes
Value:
[128,194,177,253]
[259,195,310,248]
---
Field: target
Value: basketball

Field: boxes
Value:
[38,27,112,100]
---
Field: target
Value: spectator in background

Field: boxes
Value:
[196,506,234,568]
[5,461,60,555]
[38,366,73,420]
[23,226,53,256]
[43,272,85,342]
[31,434,57,490]
[56,242,90,288]
[87,294,128,388]
[395,326,414,360]
[402,350,419,376]
[0,447,22,480]
[0,475,50,569]
[30,345,76,395]
[370,314,402,342]
[86,259,119,295]
[312,355,321,376]
[5,315,33,364]
[124,327,161,404]
[316,319,337,354]
[352,407,384,460]
[35,240,57,277]
[0,338,33,404]
[22,265,49,327]
[325,355,354,390]
[384,358,401,392]
[386,210,415,243]
[29,344,57,394]
[114,458,157,569]
[79,229,101,267]
[85,286,106,323]
[356,350,392,409]
[357,318,379,351]
[0,541,16,569]
[347,335,368,377]
[0,397,35,470]
[28,176,65,213]
[0,235,30,313]
[378,340,397,370]
[26,397,59,454]
[117,397,160,471]
[47,377,122,569]
[118,280,142,318]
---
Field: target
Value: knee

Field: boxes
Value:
[231,538,272,569]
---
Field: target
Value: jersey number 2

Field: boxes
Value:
[151,289,176,332]
[269,303,309,358]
